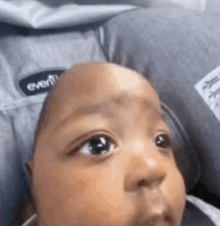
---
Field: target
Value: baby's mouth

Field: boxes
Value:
[138,215,171,226]
[127,203,173,226]
[129,189,173,226]
[131,211,171,226]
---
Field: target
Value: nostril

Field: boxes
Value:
[164,215,171,222]
[137,175,165,188]
[137,179,150,187]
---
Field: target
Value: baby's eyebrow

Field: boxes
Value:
[73,93,134,117]
[55,92,164,132]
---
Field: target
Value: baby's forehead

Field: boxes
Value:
[44,63,161,125]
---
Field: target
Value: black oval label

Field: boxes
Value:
[19,69,65,96]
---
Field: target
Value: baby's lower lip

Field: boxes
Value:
[139,215,172,226]
[142,222,169,226]
[131,219,170,226]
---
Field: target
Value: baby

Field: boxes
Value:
[25,62,193,226]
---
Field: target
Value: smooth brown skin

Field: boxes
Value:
[28,62,186,226]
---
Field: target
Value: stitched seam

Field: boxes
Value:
[0,95,46,111]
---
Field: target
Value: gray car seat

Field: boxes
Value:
[1,1,220,225]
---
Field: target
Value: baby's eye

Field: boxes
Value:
[155,134,171,149]
[78,135,116,156]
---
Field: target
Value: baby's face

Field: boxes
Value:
[31,62,186,226]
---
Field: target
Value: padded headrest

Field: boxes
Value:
[161,101,200,192]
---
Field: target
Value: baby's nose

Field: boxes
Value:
[124,142,167,192]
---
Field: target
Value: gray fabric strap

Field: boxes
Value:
[182,201,215,226]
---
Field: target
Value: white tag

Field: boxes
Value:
[195,66,220,122]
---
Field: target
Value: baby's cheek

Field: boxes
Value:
[63,181,130,225]
[53,165,125,222]
[166,170,186,224]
